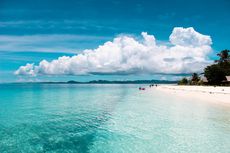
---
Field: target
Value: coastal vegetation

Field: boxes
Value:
[178,49,230,86]
[178,77,188,85]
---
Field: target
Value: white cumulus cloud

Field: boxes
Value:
[169,27,212,47]
[15,27,212,76]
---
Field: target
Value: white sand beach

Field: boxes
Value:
[153,85,230,105]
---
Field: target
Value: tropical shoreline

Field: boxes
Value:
[152,85,230,105]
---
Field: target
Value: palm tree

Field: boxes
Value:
[191,73,199,82]
[215,49,230,63]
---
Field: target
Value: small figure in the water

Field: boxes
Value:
[139,87,145,90]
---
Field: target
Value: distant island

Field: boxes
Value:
[67,80,177,84]
[17,80,177,84]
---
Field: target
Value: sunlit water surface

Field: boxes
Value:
[0,84,230,153]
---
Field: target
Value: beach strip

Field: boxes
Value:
[154,85,230,105]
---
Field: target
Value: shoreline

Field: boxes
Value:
[152,85,230,105]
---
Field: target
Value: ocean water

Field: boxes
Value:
[0,84,230,153]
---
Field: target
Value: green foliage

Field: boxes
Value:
[191,73,200,84]
[218,61,230,76]
[216,49,230,63]
[204,64,226,85]
[203,49,230,85]
[178,77,188,85]
[178,49,230,86]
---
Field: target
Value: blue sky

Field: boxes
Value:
[0,0,230,82]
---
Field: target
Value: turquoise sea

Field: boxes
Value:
[0,83,230,153]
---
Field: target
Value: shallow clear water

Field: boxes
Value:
[0,84,230,153]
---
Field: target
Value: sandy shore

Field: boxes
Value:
[152,85,230,105]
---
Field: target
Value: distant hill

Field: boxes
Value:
[8,80,177,84]
[64,80,177,84]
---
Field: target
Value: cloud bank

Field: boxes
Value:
[15,27,212,76]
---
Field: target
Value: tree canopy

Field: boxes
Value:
[178,49,230,86]
[204,49,230,85]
